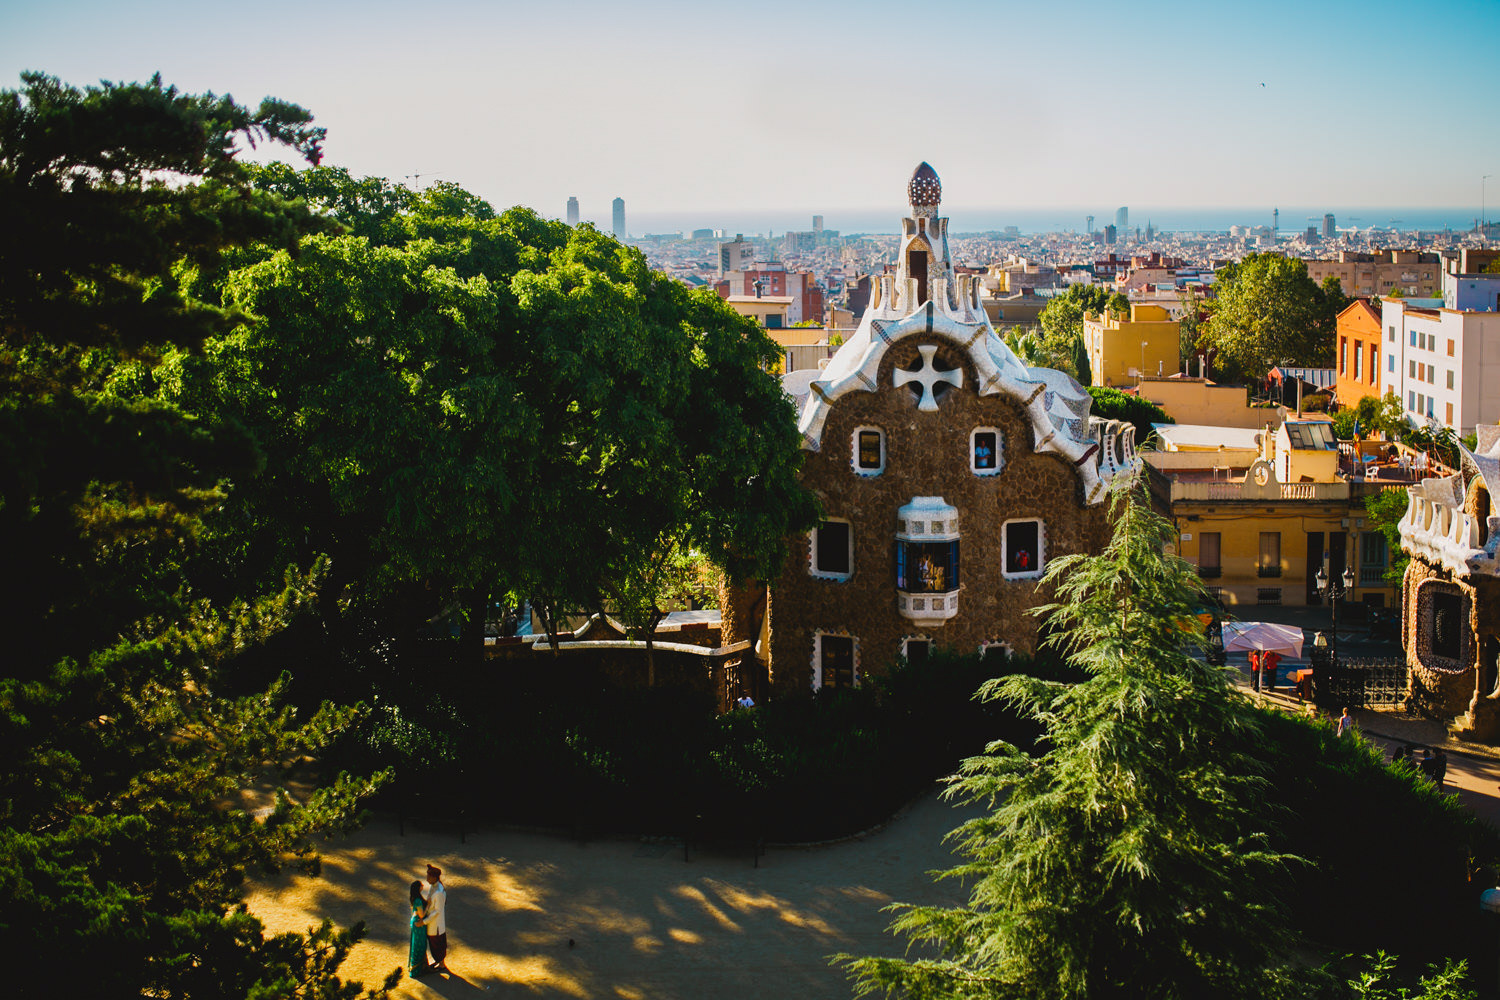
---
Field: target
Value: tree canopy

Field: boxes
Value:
[0,74,390,998]
[1206,253,1341,374]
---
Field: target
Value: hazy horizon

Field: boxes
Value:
[4,0,1498,218]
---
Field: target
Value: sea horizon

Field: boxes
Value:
[563,206,1489,239]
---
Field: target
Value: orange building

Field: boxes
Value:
[1334,299,1383,408]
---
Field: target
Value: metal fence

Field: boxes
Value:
[1312,657,1409,708]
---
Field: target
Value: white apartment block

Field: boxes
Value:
[1382,298,1500,436]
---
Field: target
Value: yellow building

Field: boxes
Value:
[1136,375,1283,430]
[724,294,793,329]
[1084,304,1181,388]
[1146,418,1399,609]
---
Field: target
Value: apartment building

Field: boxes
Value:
[1305,250,1441,298]
[1382,297,1500,435]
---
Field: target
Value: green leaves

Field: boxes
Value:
[1207,253,1340,374]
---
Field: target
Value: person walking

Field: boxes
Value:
[421,864,448,974]
[1336,707,1354,737]
[1249,650,1261,693]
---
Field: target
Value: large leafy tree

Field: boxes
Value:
[1207,253,1338,374]
[178,166,815,668]
[841,482,1295,999]
[0,74,388,997]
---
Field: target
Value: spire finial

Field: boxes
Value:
[908,162,941,208]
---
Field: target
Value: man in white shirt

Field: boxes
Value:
[421,864,448,973]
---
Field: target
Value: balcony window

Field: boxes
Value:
[1359,532,1387,584]
[896,497,960,626]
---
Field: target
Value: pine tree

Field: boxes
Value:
[840,480,1296,999]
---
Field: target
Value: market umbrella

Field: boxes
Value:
[1220,621,1305,658]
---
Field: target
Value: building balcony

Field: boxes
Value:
[1197,566,1222,579]
[1360,565,1387,585]
[1257,565,1282,578]
[897,589,960,628]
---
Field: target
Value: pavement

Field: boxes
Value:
[246,788,984,999]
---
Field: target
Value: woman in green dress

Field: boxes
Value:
[408,880,430,976]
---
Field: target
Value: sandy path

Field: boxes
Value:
[247,788,980,999]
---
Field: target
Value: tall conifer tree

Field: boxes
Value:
[841,481,1296,999]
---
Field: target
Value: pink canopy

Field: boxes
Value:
[1220,621,1305,658]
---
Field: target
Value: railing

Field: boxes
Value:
[1257,565,1282,578]
[1360,565,1387,585]
[1169,480,1352,501]
[1197,566,1222,579]
[1312,658,1408,708]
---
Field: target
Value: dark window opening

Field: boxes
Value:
[857,430,882,470]
[897,539,959,593]
[1006,520,1040,574]
[908,249,928,303]
[821,636,855,688]
[904,640,930,664]
[815,521,850,576]
[1478,488,1492,547]
[1431,591,1461,660]
[973,431,997,470]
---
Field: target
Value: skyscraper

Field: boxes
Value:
[1323,213,1336,240]
[1086,215,1094,233]
[813,215,824,232]
[612,197,626,239]
[1104,224,1118,245]
[1273,207,1279,234]
[566,196,579,226]
[1115,206,1128,232]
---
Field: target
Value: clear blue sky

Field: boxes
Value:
[4,0,1498,224]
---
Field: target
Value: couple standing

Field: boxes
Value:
[408,864,448,977]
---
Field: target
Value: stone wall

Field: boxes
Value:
[766,337,1112,698]
[1403,558,1482,722]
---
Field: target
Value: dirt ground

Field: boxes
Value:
[246,788,980,999]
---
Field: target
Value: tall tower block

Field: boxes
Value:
[612,198,626,239]
[566,196,579,226]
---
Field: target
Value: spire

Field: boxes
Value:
[908,162,941,209]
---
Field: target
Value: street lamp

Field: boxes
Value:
[1315,564,1357,669]
[1140,340,1149,385]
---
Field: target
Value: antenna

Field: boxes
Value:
[403,170,447,189]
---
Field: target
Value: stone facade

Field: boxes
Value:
[725,165,1135,699]
[1397,424,1500,740]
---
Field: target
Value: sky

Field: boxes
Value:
[4,0,1500,231]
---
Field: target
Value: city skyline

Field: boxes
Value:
[4,0,1498,221]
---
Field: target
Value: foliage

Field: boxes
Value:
[1340,953,1475,1000]
[1332,391,1407,441]
[840,483,1297,999]
[1069,330,1091,386]
[1086,385,1172,443]
[1208,253,1342,373]
[0,74,387,997]
[1364,488,1411,588]
[1244,710,1497,968]
[170,167,817,663]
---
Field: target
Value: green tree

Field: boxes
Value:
[1208,253,1337,374]
[841,483,1295,998]
[1070,331,1092,386]
[1364,488,1411,590]
[1086,385,1172,443]
[0,74,388,997]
